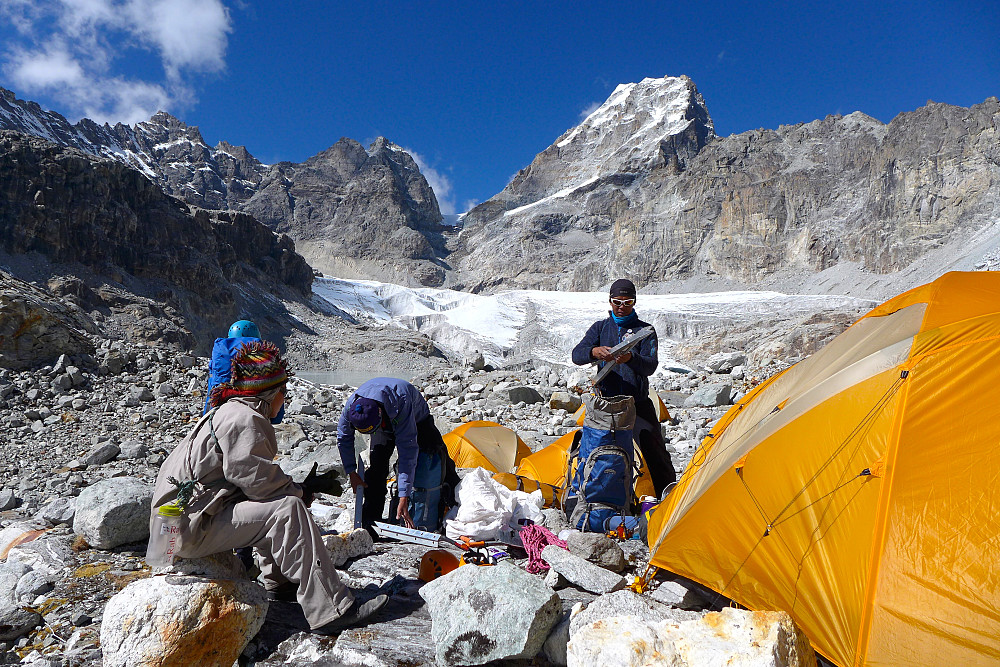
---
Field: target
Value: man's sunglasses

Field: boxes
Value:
[610,298,635,307]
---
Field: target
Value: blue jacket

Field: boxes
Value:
[337,378,429,498]
[572,313,658,402]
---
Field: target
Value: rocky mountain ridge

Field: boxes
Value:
[242,136,450,286]
[0,87,450,287]
[452,77,1000,297]
[0,130,314,357]
[4,79,999,301]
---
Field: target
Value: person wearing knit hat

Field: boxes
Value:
[571,279,677,496]
[204,321,285,424]
[337,377,460,536]
[152,341,387,634]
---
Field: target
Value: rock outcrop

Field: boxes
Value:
[0,272,96,370]
[243,137,449,286]
[0,131,314,353]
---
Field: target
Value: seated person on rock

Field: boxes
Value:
[151,341,386,634]
[572,278,677,497]
[337,377,458,536]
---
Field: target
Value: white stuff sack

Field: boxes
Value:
[444,467,544,541]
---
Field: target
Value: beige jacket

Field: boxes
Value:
[151,396,302,542]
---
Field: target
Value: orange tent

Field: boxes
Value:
[648,272,1000,666]
[443,421,530,474]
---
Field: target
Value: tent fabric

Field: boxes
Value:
[516,429,576,488]
[443,421,531,474]
[647,271,1000,666]
[649,386,671,423]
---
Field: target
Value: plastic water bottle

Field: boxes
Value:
[146,503,183,568]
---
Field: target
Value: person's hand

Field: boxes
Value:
[396,497,414,528]
[614,351,632,363]
[349,472,367,494]
[592,346,613,361]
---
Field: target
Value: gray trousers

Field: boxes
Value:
[178,495,354,629]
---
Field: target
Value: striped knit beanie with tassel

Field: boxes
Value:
[209,340,292,408]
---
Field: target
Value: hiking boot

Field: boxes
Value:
[265,582,298,602]
[312,594,388,635]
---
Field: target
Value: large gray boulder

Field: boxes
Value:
[73,477,152,549]
[0,563,42,641]
[704,351,747,373]
[565,532,626,573]
[420,561,562,665]
[541,545,626,594]
[509,386,544,405]
[684,383,732,407]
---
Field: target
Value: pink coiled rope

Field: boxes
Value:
[520,524,568,574]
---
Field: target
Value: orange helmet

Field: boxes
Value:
[418,549,460,582]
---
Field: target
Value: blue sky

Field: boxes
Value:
[0,1,996,215]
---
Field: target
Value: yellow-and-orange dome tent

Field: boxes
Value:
[647,272,1000,666]
[443,420,531,474]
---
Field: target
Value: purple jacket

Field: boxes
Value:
[337,378,428,498]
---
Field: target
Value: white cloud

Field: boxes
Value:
[406,147,459,216]
[0,0,232,123]
[579,101,601,121]
[8,45,85,89]
[126,0,231,79]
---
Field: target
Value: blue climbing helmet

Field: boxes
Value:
[228,320,261,339]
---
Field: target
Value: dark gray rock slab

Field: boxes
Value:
[541,545,626,594]
[684,383,732,408]
[420,561,562,665]
[566,532,626,573]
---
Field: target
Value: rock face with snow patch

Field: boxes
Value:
[0,131,313,352]
[454,75,715,291]
[1,87,450,287]
[454,76,1000,295]
[243,137,449,286]
[0,88,266,210]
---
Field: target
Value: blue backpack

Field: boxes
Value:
[204,336,284,423]
[566,394,636,532]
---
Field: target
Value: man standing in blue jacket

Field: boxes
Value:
[337,378,456,534]
[572,279,676,497]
